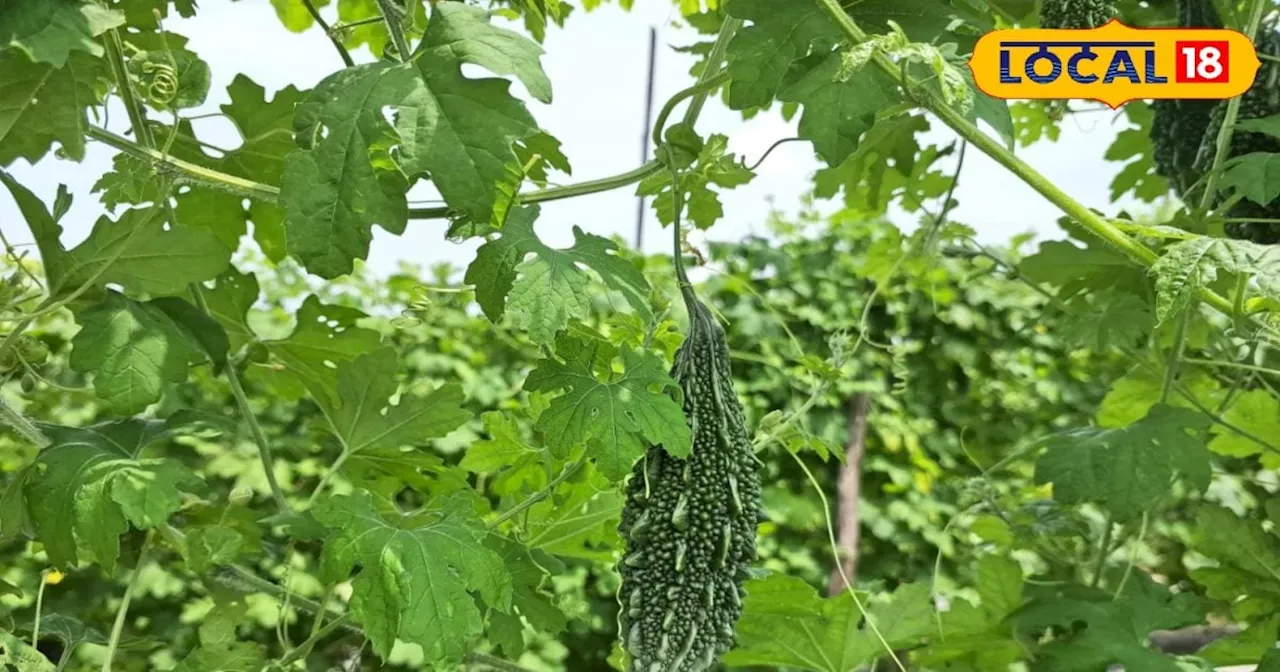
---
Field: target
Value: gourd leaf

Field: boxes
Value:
[0,180,230,298]
[461,411,539,474]
[173,595,266,672]
[464,205,651,344]
[721,574,934,672]
[638,131,755,230]
[1034,404,1211,521]
[1189,506,1280,620]
[1016,573,1203,671]
[1150,237,1280,323]
[70,291,226,413]
[0,632,55,671]
[12,420,202,572]
[395,2,543,225]
[0,0,124,66]
[0,50,103,165]
[281,61,415,278]
[520,467,623,561]
[312,347,470,454]
[523,335,689,479]
[1221,152,1280,207]
[252,295,382,402]
[1207,389,1280,468]
[313,490,512,663]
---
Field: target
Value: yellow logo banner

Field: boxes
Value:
[969,20,1260,108]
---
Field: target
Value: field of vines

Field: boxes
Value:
[3,0,1280,670]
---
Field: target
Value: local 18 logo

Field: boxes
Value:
[969,19,1260,108]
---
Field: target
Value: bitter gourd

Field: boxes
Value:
[616,250,762,671]
[1040,0,1116,30]
[1193,26,1280,244]
[1150,0,1223,197]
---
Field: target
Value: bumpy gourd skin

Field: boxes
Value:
[1150,0,1222,196]
[1193,28,1280,244]
[1040,0,1115,29]
[617,296,762,672]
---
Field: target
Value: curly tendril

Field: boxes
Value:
[138,60,179,105]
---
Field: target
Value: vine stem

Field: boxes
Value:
[650,72,732,146]
[1198,0,1268,211]
[463,652,538,672]
[196,286,290,514]
[789,450,907,672]
[1182,357,1280,377]
[809,0,1244,321]
[86,127,280,202]
[275,614,352,666]
[375,0,413,61]
[1089,517,1114,588]
[301,0,356,67]
[101,531,153,672]
[102,30,292,515]
[0,396,50,448]
[31,571,48,647]
[486,455,586,529]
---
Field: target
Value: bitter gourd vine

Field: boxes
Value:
[616,155,762,672]
[1150,0,1223,197]
[1150,0,1280,244]
[1194,24,1280,244]
[1039,0,1116,30]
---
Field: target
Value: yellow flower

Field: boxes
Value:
[44,570,64,585]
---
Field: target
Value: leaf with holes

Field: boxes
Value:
[1034,404,1211,521]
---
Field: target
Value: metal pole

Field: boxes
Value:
[634,26,658,251]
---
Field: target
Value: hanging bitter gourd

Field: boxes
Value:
[1040,0,1116,29]
[1193,25,1280,244]
[616,187,762,672]
[1150,0,1223,197]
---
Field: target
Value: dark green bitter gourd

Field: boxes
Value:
[1150,0,1223,197]
[1193,26,1280,244]
[616,281,762,671]
[1040,0,1116,29]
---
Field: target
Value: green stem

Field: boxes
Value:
[463,652,538,672]
[307,447,351,507]
[101,531,152,672]
[193,287,291,514]
[650,72,731,146]
[1089,517,1114,588]
[487,455,586,529]
[0,395,50,448]
[275,615,352,667]
[104,33,292,517]
[333,16,385,33]
[87,127,279,202]
[104,31,153,148]
[374,0,413,60]
[409,161,662,219]
[682,21,741,126]
[31,572,48,647]
[789,450,906,672]
[809,0,1243,320]
[1182,357,1280,377]
[302,0,356,67]
[1161,303,1193,404]
[1198,0,1268,211]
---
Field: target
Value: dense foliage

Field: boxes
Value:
[3,0,1280,671]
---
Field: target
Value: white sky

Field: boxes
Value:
[0,0,1152,276]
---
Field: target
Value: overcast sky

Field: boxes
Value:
[0,0,1152,276]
